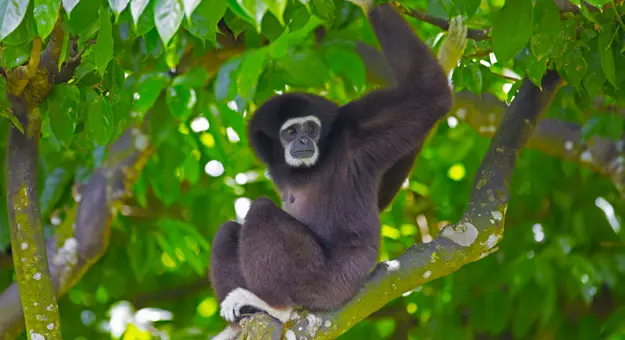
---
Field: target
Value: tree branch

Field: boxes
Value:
[452,91,625,195]
[0,120,153,338]
[235,73,562,339]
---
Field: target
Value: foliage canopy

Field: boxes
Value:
[0,0,624,339]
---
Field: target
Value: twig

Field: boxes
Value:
[396,6,491,41]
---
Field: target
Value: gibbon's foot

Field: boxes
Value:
[437,15,468,77]
[448,16,468,55]
[220,288,293,324]
[212,324,239,340]
[346,0,374,12]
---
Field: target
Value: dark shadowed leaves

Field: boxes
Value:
[530,0,560,60]
[48,84,81,147]
[492,0,533,63]
[598,22,617,88]
[88,94,114,145]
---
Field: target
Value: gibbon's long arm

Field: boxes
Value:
[341,4,453,169]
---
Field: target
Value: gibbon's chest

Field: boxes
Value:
[281,186,314,225]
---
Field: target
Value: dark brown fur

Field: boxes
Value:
[210,3,452,318]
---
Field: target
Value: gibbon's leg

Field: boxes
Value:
[209,221,246,302]
[220,197,324,323]
[220,197,376,322]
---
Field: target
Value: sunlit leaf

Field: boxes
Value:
[130,0,150,26]
[263,0,286,25]
[154,0,184,45]
[109,0,130,16]
[181,0,200,19]
[0,0,30,40]
[62,0,80,14]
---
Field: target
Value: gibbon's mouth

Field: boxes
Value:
[291,150,315,158]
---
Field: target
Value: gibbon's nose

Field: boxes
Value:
[299,137,309,146]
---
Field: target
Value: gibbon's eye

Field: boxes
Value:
[306,123,315,134]
[287,127,297,135]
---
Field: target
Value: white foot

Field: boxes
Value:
[212,325,239,340]
[219,288,293,323]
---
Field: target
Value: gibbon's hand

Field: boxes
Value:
[437,16,468,77]
[346,0,374,13]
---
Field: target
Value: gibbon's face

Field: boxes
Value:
[279,115,321,167]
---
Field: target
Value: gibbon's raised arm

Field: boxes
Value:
[341,4,452,168]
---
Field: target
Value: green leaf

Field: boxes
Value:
[507,80,522,104]
[130,0,150,26]
[133,72,170,114]
[0,0,30,40]
[1,10,36,46]
[166,85,196,120]
[524,52,547,88]
[39,168,72,217]
[456,0,480,17]
[263,0,286,25]
[172,66,209,88]
[279,49,329,87]
[530,0,560,59]
[34,0,61,39]
[237,48,268,101]
[465,62,483,95]
[0,41,31,69]
[154,0,184,45]
[181,0,200,19]
[179,153,199,184]
[214,57,242,102]
[104,59,125,93]
[88,95,113,145]
[311,0,334,22]
[95,7,114,76]
[62,0,80,15]
[564,49,587,88]
[228,0,267,31]
[48,84,81,147]
[0,110,25,134]
[109,0,130,16]
[492,0,533,63]
[583,44,606,98]
[182,0,227,43]
[598,23,617,88]
[57,24,70,70]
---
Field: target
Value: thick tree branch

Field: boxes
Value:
[235,72,562,339]
[452,91,625,194]
[0,122,153,338]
